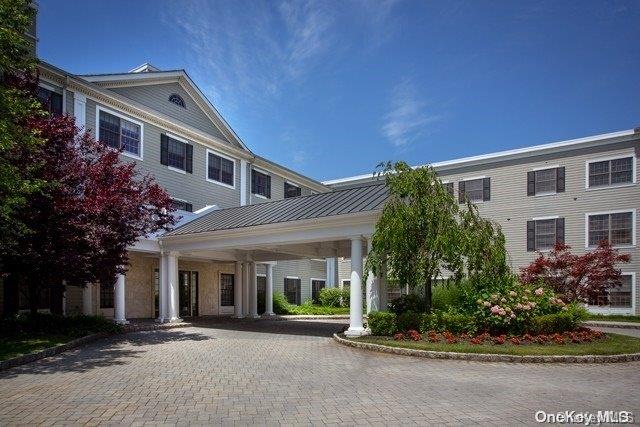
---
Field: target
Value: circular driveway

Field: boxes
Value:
[0,319,638,425]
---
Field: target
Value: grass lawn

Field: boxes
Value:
[0,335,75,361]
[351,333,640,356]
[586,314,640,323]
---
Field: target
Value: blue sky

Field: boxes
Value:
[37,0,640,181]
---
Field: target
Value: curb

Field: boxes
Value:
[333,333,640,363]
[584,321,640,330]
[0,322,191,372]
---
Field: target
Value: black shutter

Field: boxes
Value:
[527,171,536,196]
[458,181,465,203]
[527,220,536,252]
[185,144,193,174]
[555,218,565,245]
[556,167,565,193]
[160,134,168,166]
[482,177,491,201]
[444,182,454,197]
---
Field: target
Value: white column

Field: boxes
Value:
[240,159,248,206]
[325,257,339,288]
[264,263,274,315]
[157,255,168,322]
[242,261,250,316]
[167,252,181,322]
[365,238,380,314]
[249,261,259,318]
[82,283,92,315]
[234,261,244,318]
[73,93,86,129]
[114,273,128,324]
[345,237,367,336]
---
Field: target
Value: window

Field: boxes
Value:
[527,218,564,251]
[528,167,565,196]
[311,279,326,302]
[252,169,271,198]
[284,182,301,199]
[589,274,633,308]
[18,282,49,310]
[37,86,63,115]
[207,151,235,187]
[100,282,114,309]
[220,273,234,306]
[168,94,186,108]
[98,109,142,158]
[587,157,635,188]
[458,177,490,203]
[160,134,192,173]
[170,199,193,212]
[587,211,635,247]
[443,182,454,197]
[341,280,351,287]
[284,277,301,305]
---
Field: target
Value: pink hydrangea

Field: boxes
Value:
[535,287,544,296]
[483,301,491,307]
[509,291,517,297]
[490,305,501,315]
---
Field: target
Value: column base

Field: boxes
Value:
[344,326,370,337]
[166,317,183,323]
[234,314,245,319]
[263,312,275,316]
[114,319,129,325]
[249,314,261,319]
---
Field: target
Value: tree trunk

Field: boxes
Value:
[424,276,432,313]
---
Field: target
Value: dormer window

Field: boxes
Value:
[169,94,185,108]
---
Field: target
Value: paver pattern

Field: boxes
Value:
[0,318,638,426]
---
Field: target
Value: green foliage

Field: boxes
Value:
[272,292,291,314]
[429,310,477,334]
[432,280,471,310]
[366,162,461,311]
[527,304,588,334]
[396,311,422,332]
[367,311,397,336]
[388,294,426,315]
[0,0,44,255]
[0,313,123,338]
[317,287,350,308]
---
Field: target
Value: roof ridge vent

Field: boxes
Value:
[129,63,161,73]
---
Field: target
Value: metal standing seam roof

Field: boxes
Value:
[164,183,389,237]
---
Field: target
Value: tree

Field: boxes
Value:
[519,242,630,303]
[0,0,44,254]
[2,111,175,314]
[458,201,510,288]
[366,162,461,312]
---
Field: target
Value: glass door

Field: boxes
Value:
[179,270,199,317]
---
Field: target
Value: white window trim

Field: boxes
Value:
[38,80,62,94]
[285,276,300,280]
[340,279,351,287]
[584,154,637,190]
[284,180,302,198]
[531,216,560,252]
[460,175,486,182]
[586,272,636,315]
[460,175,487,203]
[168,166,186,175]
[584,209,636,249]
[205,148,236,190]
[531,164,560,171]
[251,167,271,198]
[532,215,560,221]
[96,105,144,161]
[164,133,191,173]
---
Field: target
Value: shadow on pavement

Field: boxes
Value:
[189,317,348,338]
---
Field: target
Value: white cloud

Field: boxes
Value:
[381,79,444,147]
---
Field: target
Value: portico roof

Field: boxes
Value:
[164,182,388,237]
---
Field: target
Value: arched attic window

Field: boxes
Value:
[169,94,186,108]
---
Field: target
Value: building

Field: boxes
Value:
[1,10,638,332]
[326,130,640,316]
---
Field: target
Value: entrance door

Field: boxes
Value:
[179,270,199,317]
[257,275,266,314]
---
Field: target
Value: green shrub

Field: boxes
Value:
[432,280,471,311]
[396,311,422,331]
[272,292,292,315]
[431,310,476,334]
[318,287,350,308]
[388,294,426,315]
[367,311,397,336]
[527,304,588,334]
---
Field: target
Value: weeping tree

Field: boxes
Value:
[366,162,461,312]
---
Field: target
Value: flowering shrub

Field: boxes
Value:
[473,283,579,335]
[407,329,422,341]
[393,332,405,341]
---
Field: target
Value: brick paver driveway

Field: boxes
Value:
[1,319,638,426]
